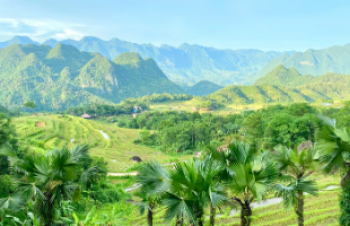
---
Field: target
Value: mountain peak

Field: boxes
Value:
[8,36,39,45]
[113,52,143,65]
[79,36,103,42]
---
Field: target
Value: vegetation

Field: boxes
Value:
[0,44,184,111]
[2,94,350,225]
[184,80,223,96]
[253,43,350,83]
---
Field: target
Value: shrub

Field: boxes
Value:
[340,185,350,225]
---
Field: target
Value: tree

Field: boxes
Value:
[272,146,318,226]
[0,144,94,226]
[136,161,169,226]
[315,116,350,225]
[23,101,36,112]
[208,140,278,226]
[136,158,227,226]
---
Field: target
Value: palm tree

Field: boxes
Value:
[165,158,227,226]
[136,160,169,226]
[136,158,227,226]
[0,143,91,226]
[315,116,350,225]
[272,145,318,226]
[315,116,350,187]
[207,140,278,226]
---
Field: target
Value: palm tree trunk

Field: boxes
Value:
[296,191,304,226]
[341,170,350,188]
[176,214,183,226]
[240,201,252,226]
[210,204,216,226]
[147,208,153,226]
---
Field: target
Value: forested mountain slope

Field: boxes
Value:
[252,43,350,82]
[254,65,350,100]
[210,65,350,105]
[0,44,184,111]
[0,36,294,86]
[185,80,223,96]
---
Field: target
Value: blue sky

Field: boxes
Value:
[0,0,350,51]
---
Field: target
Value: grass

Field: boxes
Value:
[12,114,190,172]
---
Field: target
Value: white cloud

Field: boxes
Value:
[0,18,86,42]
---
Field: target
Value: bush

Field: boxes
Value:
[340,185,350,225]
[0,175,14,198]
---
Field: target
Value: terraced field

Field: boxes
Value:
[12,114,178,172]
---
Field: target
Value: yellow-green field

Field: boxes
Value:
[12,114,185,172]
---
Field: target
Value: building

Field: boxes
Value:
[81,113,92,119]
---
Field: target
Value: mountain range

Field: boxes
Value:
[0,43,184,111]
[0,36,293,86]
[208,64,350,106]
[251,43,350,83]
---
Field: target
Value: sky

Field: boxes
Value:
[0,0,350,51]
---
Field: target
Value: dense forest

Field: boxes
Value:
[118,102,350,153]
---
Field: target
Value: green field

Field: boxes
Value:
[12,114,185,172]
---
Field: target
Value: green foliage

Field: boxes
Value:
[23,101,36,109]
[340,185,350,226]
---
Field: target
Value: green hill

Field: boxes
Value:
[254,65,314,87]
[253,65,350,101]
[251,43,350,83]
[207,85,311,105]
[185,80,223,96]
[0,44,185,111]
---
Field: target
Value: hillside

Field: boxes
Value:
[0,44,184,111]
[252,43,350,82]
[185,80,223,96]
[12,115,177,172]
[254,65,350,101]
[207,85,312,105]
[0,36,294,86]
[254,65,314,87]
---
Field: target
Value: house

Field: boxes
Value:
[81,113,92,119]
[133,105,142,113]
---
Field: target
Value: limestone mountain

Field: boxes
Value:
[254,65,314,87]
[0,44,184,111]
[1,36,294,86]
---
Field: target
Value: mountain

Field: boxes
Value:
[254,65,314,87]
[0,44,184,111]
[207,85,312,105]
[252,43,350,82]
[0,36,292,86]
[229,65,350,103]
[0,36,39,48]
[185,80,223,96]
[0,105,8,113]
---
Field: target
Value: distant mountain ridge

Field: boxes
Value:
[0,36,294,86]
[250,65,350,102]
[0,43,184,111]
[251,44,350,83]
